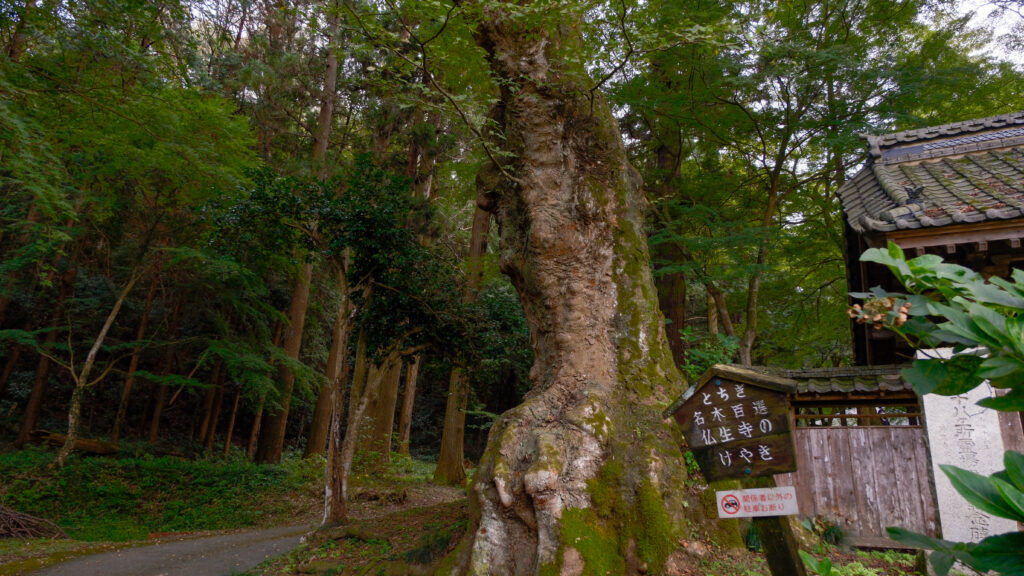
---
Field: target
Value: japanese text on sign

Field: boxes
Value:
[670,371,797,481]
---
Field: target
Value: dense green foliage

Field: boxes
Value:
[0,0,1022,564]
[0,0,531,463]
[614,0,1024,368]
[0,447,322,541]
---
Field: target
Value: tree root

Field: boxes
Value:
[0,505,67,539]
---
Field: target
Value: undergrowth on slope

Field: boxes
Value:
[0,446,323,541]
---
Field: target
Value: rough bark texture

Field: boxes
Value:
[303,3,343,457]
[434,367,470,485]
[324,349,404,525]
[655,243,688,368]
[451,6,691,574]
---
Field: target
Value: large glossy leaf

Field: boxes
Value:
[907,253,945,269]
[970,532,1024,574]
[902,356,983,396]
[886,526,954,551]
[978,389,1024,413]
[1006,317,1024,358]
[799,550,831,576]
[929,550,955,576]
[967,302,1013,349]
[992,477,1024,521]
[927,327,982,347]
[977,355,1024,380]
[901,359,946,395]
[962,281,1024,309]
[862,246,911,278]
[1005,451,1024,493]
[927,302,989,345]
[942,464,1020,520]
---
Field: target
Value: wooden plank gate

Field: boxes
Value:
[775,421,939,547]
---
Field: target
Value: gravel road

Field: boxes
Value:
[28,524,310,576]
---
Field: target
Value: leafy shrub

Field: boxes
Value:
[851,244,1024,575]
[679,327,740,380]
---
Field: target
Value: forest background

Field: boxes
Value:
[1,0,1023,554]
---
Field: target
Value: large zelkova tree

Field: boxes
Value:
[444,1,695,573]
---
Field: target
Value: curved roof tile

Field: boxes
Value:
[841,112,1024,233]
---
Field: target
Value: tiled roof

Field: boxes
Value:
[741,365,912,395]
[840,112,1024,233]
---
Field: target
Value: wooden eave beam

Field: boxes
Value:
[879,220,1024,251]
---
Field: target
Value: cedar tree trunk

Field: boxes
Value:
[256,260,313,464]
[357,359,401,464]
[224,389,241,456]
[451,5,691,574]
[149,296,184,443]
[302,0,345,457]
[15,266,75,448]
[396,355,421,456]
[435,205,491,485]
[304,285,350,457]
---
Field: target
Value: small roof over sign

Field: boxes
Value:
[663,364,798,418]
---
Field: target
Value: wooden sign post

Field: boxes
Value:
[666,364,807,576]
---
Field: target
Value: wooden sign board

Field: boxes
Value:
[666,364,798,481]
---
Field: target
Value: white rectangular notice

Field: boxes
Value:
[716,487,799,518]
[920,348,1018,543]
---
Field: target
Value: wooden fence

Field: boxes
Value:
[775,425,938,547]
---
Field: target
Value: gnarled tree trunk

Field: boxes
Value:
[451,5,691,574]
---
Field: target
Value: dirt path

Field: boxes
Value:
[26,524,311,576]
[15,483,467,576]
